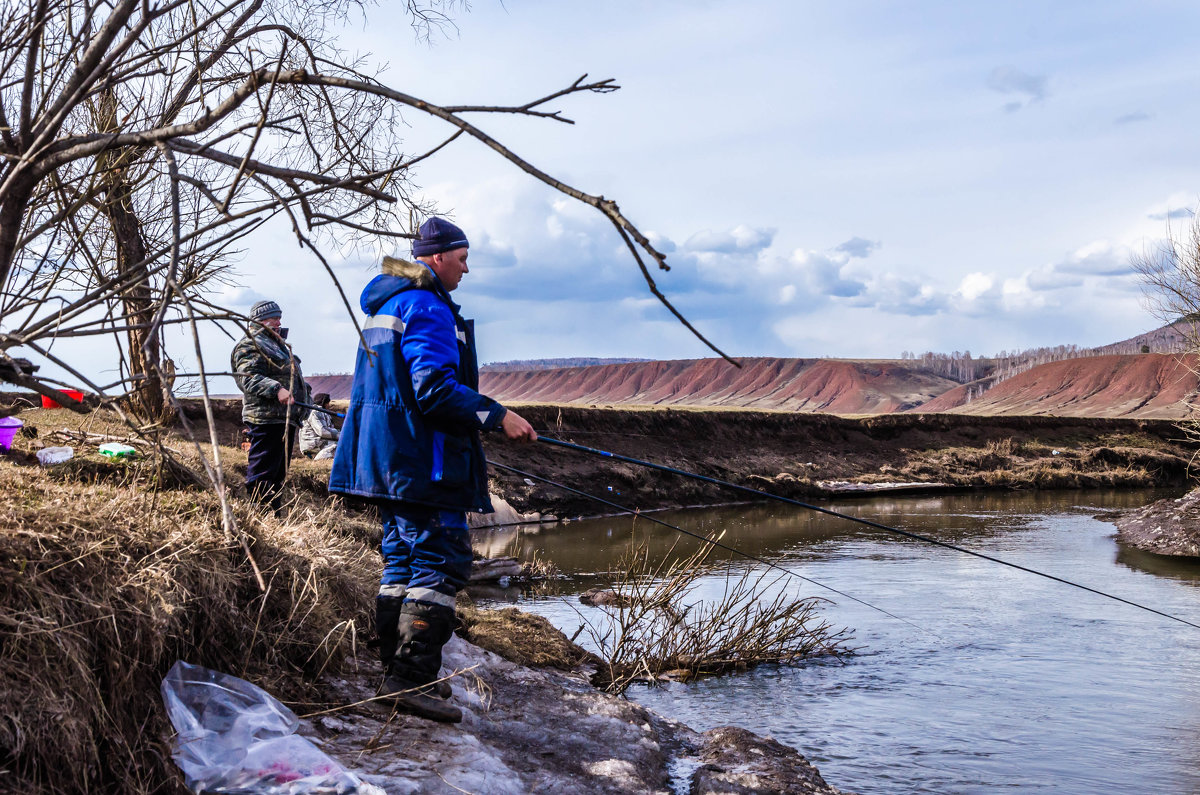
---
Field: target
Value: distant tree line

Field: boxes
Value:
[900,321,1193,405]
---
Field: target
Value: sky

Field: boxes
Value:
[68,1,1200,387]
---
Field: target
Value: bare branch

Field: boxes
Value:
[443,74,620,125]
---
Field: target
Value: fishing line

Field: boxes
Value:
[487,458,927,633]
[535,435,1200,632]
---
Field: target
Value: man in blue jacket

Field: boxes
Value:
[330,218,535,723]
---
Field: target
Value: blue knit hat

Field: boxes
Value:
[249,300,281,322]
[412,217,469,257]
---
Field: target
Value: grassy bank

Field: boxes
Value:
[0,444,378,794]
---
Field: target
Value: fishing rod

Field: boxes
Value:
[535,435,1200,632]
[488,458,925,633]
[294,400,344,418]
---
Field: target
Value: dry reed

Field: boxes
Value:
[0,459,378,794]
[580,532,853,693]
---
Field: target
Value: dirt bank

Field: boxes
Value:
[0,407,850,794]
[483,406,1197,520]
[919,353,1200,419]
[311,616,847,794]
[1114,487,1200,556]
[473,353,1200,419]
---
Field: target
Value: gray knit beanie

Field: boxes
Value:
[249,300,282,323]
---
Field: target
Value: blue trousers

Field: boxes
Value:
[379,502,472,609]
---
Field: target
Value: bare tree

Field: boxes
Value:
[1132,210,1200,450]
[1133,211,1200,345]
[0,0,730,424]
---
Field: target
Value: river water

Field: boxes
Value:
[470,489,1200,794]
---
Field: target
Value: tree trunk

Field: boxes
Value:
[94,89,169,422]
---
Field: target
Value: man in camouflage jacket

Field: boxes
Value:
[231,300,309,509]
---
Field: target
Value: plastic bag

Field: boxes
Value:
[161,661,382,795]
[36,446,73,466]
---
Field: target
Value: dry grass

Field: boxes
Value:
[0,458,378,794]
[578,534,852,693]
[456,604,600,670]
[896,438,1186,489]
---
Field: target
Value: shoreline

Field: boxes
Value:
[480,405,1195,523]
[4,401,1195,792]
[305,621,851,794]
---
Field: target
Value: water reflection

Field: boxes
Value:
[471,489,1182,581]
[1115,544,1200,584]
[475,488,1200,795]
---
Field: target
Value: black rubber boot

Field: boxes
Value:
[375,594,405,666]
[379,601,461,723]
[376,594,451,699]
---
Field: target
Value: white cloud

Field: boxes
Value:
[956,272,995,301]
[683,225,775,255]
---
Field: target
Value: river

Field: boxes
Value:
[470,489,1200,794]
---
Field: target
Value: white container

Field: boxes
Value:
[36,446,74,466]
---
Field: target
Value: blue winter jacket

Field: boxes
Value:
[328,257,506,512]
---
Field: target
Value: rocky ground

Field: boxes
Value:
[306,631,847,795]
[1115,487,1200,556]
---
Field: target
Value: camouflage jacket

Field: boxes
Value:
[231,326,310,425]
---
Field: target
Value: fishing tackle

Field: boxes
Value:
[534,435,1200,631]
[294,400,345,418]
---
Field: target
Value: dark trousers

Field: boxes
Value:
[245,422,296,506]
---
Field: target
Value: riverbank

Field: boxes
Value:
[1114,486,1200,556]
[308,614,847,794]
[0,406,850,794]
[483,405,1196,520]
[3,400,1193,792]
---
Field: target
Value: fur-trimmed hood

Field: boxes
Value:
[360,256,451,315]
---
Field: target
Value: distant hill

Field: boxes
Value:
[480,357,650,372]
[1091,320,1196,355]
[306,373,352,400]
[913,353,1199,419]
[479,357,958,413]
[305,323,1200,418]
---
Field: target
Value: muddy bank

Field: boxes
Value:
[483,406,1197,519]
[1115,487,1200,556]
[0,407,851,794]
[310,617,848,795]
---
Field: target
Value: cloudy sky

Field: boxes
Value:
[215,0,1200,379]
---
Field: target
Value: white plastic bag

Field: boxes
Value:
[36,446,73,466]
[161,660,381,794]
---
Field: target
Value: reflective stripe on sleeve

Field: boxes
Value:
[364,314,406,333]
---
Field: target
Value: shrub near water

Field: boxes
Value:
[0,461,376,794]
